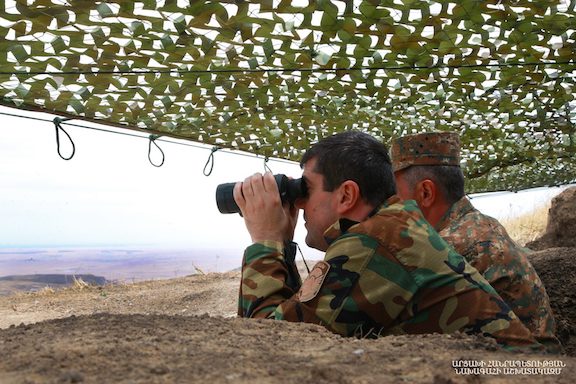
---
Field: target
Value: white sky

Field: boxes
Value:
[0,106,323,258]
[0,105,570,257]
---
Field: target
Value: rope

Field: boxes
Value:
[2,60,574,76]
[148,135,165,167]
[263,157,272,174]
[296,243,310,274]
[203,146,219,176]
[0,110,298,167]
[53,117,75,160]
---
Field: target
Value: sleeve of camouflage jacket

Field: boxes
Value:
[239,234,416,337]
[238,240,303,318]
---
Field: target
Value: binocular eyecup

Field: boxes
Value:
[216,174,306,214]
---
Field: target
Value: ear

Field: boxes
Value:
[335,180,361,215]
[414,179,437,208]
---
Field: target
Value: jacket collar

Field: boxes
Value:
[436,196,474,232]
[322,195,404,245]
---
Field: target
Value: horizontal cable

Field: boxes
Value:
[0,110,298,165]
[0,60,575,76]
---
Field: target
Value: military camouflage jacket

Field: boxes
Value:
[436,196,559,350]
[239,196,540,350]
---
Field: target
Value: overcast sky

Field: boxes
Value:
[0,106,323,255]
[0,105,569,257]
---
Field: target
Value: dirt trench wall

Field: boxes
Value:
[528,186,576,250]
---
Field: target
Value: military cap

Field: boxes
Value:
[391,132,461,172]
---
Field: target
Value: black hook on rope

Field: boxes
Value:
[53,117,75,160]
[203,146,219,176]
[148,135,165,167]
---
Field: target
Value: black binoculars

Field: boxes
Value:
[216,174,307,214]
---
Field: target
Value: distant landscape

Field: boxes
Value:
[0,274,108,296]
[0,247,242,295]
[0,197,556,297]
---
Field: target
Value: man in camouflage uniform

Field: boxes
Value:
[391,131,560,352]
[233,131,541,351]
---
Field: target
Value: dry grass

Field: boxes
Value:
[71,276,90,290]
[192,263,206,275]
[36,286,56,296]
[32,277,96,296]
[500,204,550,246]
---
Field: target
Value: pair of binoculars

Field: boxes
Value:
[216,174,306,214]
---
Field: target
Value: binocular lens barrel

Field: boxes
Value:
[215,174,306,214]
[215,182,240,214]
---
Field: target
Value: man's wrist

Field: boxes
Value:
[250,233,285,244]
[256,240,284,252]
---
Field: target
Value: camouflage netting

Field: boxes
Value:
[0,0,575,192]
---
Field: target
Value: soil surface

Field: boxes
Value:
[527,247,576,356]
[0,250,574,384]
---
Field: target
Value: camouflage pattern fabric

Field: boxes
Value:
[239,196,542,351]
[391,132,461,172]
[436,197,561,352]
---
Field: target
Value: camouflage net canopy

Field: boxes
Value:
[1,0,575,192]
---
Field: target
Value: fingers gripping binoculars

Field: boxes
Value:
[216,174,307,214]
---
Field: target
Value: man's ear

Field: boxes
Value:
[335,180,361,214]
[414,179,437,208]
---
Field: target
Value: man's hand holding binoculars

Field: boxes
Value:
[233,172,299,244]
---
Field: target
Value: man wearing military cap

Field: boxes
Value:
[234,131,543,352]
[391,131,560,352]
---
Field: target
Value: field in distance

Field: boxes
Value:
[0,247,241,295]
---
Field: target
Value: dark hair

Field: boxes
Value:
[401,165,465,205]
[300,131,396,206]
